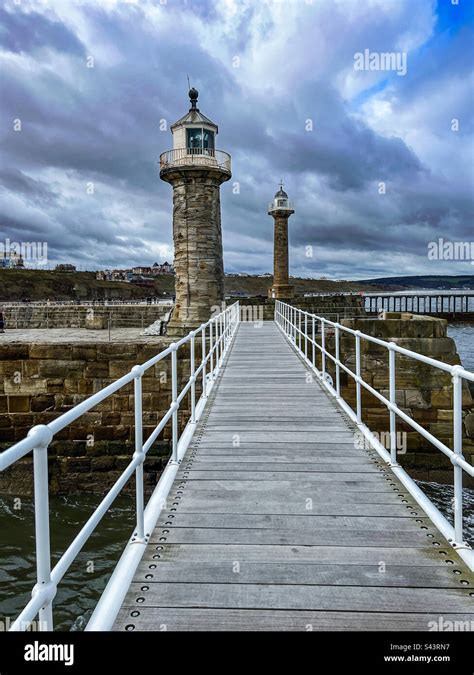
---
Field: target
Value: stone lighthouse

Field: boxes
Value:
[160,88,232,336]
[268,182,294,299]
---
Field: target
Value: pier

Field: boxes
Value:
[2,303,473,632]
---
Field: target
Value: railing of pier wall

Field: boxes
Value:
[364,292,474,315]
[0,302,240,632]
[275,300,474,571]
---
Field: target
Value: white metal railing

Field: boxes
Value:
[0,302,240,631]
[159,147,231,173]
[275,300,474,571]
[268,201,294,212]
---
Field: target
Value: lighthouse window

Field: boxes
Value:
[187,128,215,153]
[187,129,202,151]
[203,129,215,150]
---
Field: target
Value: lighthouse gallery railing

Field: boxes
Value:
[276,300,474,572]
[0,302,240,631]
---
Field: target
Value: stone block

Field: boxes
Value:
[464,412,474,439]
[5,378,48,395]
[95,425,129,441]
[38,360,84,378]
[0,361,23,379]
[0,344,30,360]
[97,345,137,359]
[90,456,115,471]
[85,361,109,378]
[46,379,67,394]
[71,345,98,360]
[10,413,33,427]
[30,344,71,359]
[405,389,431,409]
[65,457,91,472]
[113,396,130,412]
[109,361,134,379]
[31,395,56,412]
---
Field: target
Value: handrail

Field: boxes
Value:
[275,300,474,571]
[0,302,240,631]
[268,201,295,211]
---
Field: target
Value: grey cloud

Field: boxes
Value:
[0,6,85,56]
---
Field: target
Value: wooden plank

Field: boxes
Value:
[179,470,385,481]
[172,482,417,500]
[144,543,449,566]
[114,607,474,632]
[188,462,378,473]
[131,560,472,589]
[154,513,431,532]
[192,453,377,463]
[122,582,474,614]
[197,433,355,442]
[148,526,435,547]
[165,496,423,517]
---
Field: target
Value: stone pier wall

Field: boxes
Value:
[0,338,199,495]
[2,304,169,330]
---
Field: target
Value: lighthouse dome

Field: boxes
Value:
[274,187,288,199]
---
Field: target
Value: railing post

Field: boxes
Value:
[225,308,228,345]
[312,315,316,367]
[171,344,179,463]
[220,312,224,363]
[298,310,302,351]
[335,324,340,397]
[30,425,54,631]
[132,365,145,540]
[321,319,326,379]
[389,345,397,464]
[304,313,308,360]
[209,320,214,379]
[219,315,222,366]
[355,331,362,423]
[452,365,464,544]
[201,325,207,399]
[190,332,196,423]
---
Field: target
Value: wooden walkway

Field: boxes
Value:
[114,322,474,631]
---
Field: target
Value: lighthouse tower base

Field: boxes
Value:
[268,284,294,300]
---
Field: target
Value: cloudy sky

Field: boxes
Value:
[0,0,473,279]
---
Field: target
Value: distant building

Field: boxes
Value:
[133,263,174,276]
[0,251,24,268]
[55,264,76,272]
[132,266,152,276]
[130,275,155,287]
[96,263,174,281]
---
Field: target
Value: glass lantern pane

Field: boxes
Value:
[203,130,215,150]
[187,128,203,151]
